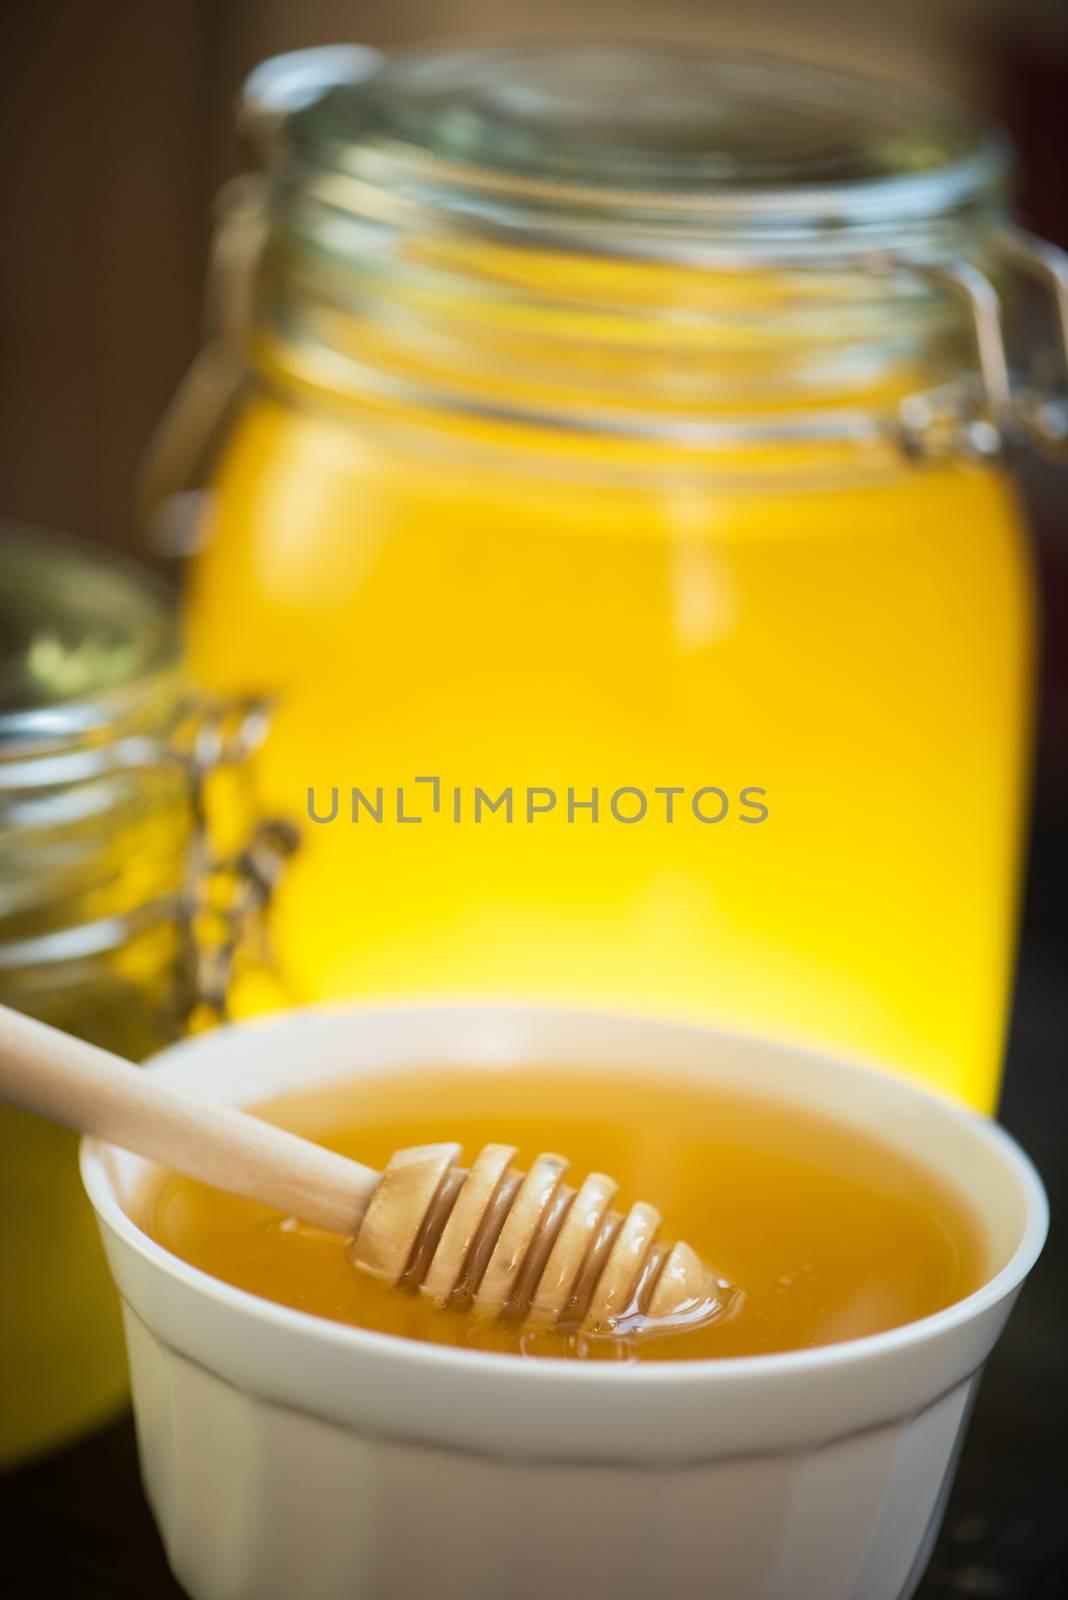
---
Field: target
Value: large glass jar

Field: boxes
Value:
[0,527,291,1466]
[148,45,1068,1112]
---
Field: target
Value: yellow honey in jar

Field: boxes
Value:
[142,1063,986,1361]
[189,394,1030,1112]
[168,46,1035,1113]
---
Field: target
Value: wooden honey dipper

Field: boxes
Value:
[0,1004,724,1338]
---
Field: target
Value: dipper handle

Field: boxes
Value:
[0,1003,380,1234]
[0,1003,726,1338]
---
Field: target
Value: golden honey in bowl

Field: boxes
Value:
[142,1063,987,1361]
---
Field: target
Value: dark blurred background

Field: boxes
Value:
[1,3,1065,1596]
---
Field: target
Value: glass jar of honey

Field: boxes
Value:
[0,526,293,1466]
[145,44,1068,1112]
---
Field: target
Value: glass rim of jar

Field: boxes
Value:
[227,43,1064,465]
[279,42,1012,263]
[0,526,190,975]
[204,42,1068,466]
[0,525,184,760]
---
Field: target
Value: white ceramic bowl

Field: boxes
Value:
[81,1005,1047,1600]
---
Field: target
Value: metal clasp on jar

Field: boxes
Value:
[174,694,300,1022]
[879,229,1068,463]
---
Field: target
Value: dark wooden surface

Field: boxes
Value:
[2,925,1064,1599]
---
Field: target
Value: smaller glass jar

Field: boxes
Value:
[0,525,294,1467]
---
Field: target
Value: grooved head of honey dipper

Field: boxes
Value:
[583,1231,726,1339]
[348,1143,727,1344]
[420,1143,517,1307]
[348,1142,460,1287]
[644,1240,726,1330]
